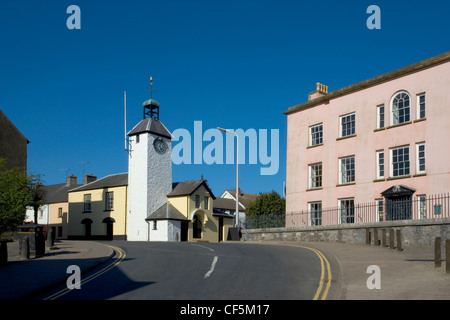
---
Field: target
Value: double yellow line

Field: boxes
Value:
[264,242,333,300]
[295,245,332,300]
[43,245,126,300]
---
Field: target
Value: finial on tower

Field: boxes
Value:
[143,76,160,120]
[150,76,153,99]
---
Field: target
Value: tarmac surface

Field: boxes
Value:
[0,239,449,300]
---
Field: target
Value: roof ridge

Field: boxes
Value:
[68,172,128,192]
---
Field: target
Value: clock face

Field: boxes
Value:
[153,138,166,154]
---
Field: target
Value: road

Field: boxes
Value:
[37,241,339,300]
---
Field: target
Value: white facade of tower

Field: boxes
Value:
[127,128,172,241]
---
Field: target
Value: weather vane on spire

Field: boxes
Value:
[143,76,160,120]
[150,76,154,99]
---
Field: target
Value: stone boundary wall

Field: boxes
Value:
[244,218,450,247]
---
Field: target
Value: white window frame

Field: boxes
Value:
[416,143,426,174]
[309,123,323,146]
[308,202,322,226]
[376,150,384,179]
[195,195,200,208]
[338,198,355,224]
[339,113,356,138]
[416,93,426,120]
[375,199,384,222]
[84,194,92,212]
[376,104,385,129]
[390,145,410,177]
[105,191,114,211]
[204,196,209,210]
[339,156,355,184]
[309,162,322,189]
[417,195,427,219]
[390,91,411,126]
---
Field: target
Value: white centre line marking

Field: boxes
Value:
[204,256,219,279]
[192,244,215,252]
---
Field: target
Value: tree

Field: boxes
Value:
[30,180,46,224]
[245,190,285,217]
[0,158,45,236]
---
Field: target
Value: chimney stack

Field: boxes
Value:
[84,173,97,185]
[308,83,329,101]
[66,175,77,186]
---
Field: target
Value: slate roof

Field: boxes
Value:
[223,190,259,208]
[68,173,128,192]
[127,118,171,139]
[66,174,216,201]
[213,197,244,211]
[41,182,82,203]
[145,203,190,221]
[167,179,216,199]
[212,209,234,219]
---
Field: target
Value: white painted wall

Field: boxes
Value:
[149,220,181,242]
[127,130,172,241]
[24,204,49,224]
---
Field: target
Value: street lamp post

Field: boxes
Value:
[217,127,239,229]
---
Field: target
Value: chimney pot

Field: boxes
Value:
[308,83,329,101]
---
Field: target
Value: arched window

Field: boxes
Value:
[391,91,410,125]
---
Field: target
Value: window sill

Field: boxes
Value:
[82,211,91,214]
[387,175,411,181]
[336,134,356,141]
[306,187,323,192]
[336,182,356,187]
[413,173,427,177]
[373,178,385,182]
[373,127,385,132]
[386,121,412,130]
[103,209,114,212]
[307,143,323,149]
[414,118,426,123]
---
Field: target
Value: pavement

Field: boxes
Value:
[0,239,449,300]
[283,241,450,300]
[0,239,114,300]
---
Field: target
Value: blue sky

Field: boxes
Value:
[0,0,449,196]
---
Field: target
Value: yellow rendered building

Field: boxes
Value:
[146,179,234,242]
[68,173,128,240]
[67,174,233,242]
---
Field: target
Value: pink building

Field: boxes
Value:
[284,52,450,227]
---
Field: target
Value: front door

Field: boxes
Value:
[106,223,113,240]
[85,222,91,238]
[180,222,188,241]
[193,215,202,239]
[385,195,412,220]
[381,185,415,221]
[218,217,223,242]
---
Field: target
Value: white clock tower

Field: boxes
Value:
[127,82,172,241]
